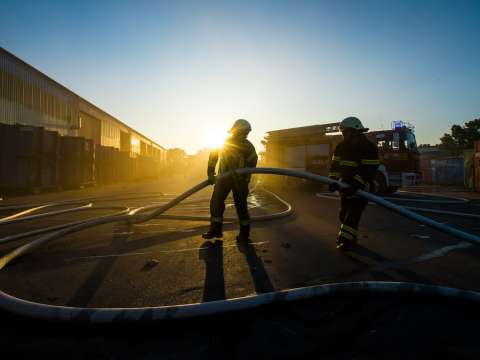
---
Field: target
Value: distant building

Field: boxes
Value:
[418,145,442,157]
[0,47,166,163]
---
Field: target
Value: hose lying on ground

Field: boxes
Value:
[0,189,292,245]
[0,203,94,226]
[0,167,479,322]
[315,193,480,220]
[0,189,286,244]
[0,206,130,245]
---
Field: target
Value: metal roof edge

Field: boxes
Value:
[1,47,166,151]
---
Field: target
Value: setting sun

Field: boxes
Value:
[204,129,228,149]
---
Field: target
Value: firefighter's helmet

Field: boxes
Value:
[340,117,368,132]
[230,119,252,134]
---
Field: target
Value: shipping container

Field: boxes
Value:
[40,129,60,190]
[0,123,42,192]
[17,124,43,157]
[95,145,120,184]
[39,160,59,190]
[59,136,95,189]
[431,158,464,186]
[83,138,95,186]
[60,136,86,161]
[117,151,134,181]
[42,130,59,156]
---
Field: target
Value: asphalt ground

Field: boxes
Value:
[1,177,480,359]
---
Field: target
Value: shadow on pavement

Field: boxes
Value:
[199,240,226,302]
[237,238,274,294]
[347,245,434,284]
[66,222,130,307]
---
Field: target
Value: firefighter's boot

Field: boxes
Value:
[202,222,223,239]
[236,225,250,242]
[336,235,352,251]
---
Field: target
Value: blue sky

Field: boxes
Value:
[1,0,479,153]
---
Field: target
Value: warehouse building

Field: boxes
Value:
[0,47,166,162]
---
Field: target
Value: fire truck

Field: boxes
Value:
[262,121,421,194]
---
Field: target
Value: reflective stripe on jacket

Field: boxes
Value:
[328,134,380,191]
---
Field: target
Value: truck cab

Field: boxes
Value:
[365,122,421,194]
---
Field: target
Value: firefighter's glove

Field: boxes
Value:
[341,183,360,196]
[208,175,216,185]
[328,182,340,192]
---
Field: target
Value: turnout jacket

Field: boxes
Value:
[328,134,380,191]
[208,135,258,181]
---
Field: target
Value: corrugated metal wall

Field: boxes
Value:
[78,111,101,145]
[0,47,79,136]
[430,158,464,186]
[120,130,131,153]
[0,47,166,164]
[78,97,166,161]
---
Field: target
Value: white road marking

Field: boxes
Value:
[377,241,473,270]
[65,241,270,262]
[410,234,431,239]
[406,242,472,263]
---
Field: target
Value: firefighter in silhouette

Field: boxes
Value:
[202,119,258,242]
[328,117,380,251]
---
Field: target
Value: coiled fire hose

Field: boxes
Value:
[0,167,479,322]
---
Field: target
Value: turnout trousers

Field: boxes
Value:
[338,194,368,243]
[210,176,250,228]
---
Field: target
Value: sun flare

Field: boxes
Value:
[204,129,228,149]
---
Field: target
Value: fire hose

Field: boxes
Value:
[0,167,479,322]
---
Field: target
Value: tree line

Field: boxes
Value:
[420,118,480,156]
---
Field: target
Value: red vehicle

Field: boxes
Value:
[364,122,421,194]
[263,121,421,194]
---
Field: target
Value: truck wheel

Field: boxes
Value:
[374,173,387,195]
